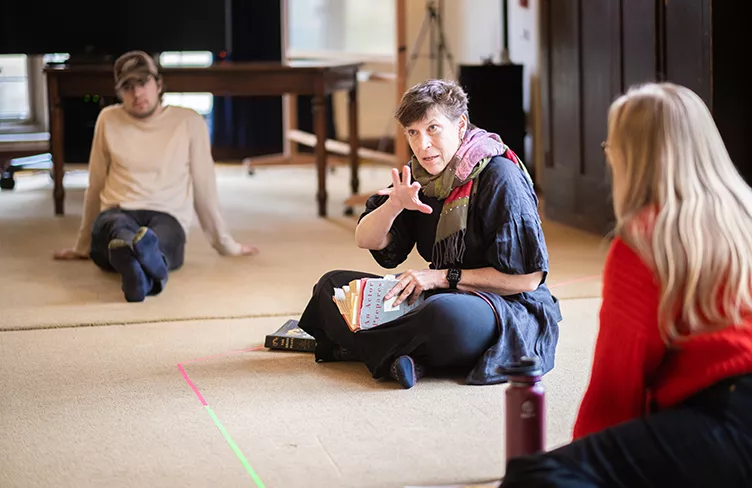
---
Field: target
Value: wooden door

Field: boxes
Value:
[622,0,657,88]
[709,0,751,184]
[540,0,621,235]
[539,0,731,235]
[663,0,712,105]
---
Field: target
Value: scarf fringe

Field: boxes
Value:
[433,229,467,269]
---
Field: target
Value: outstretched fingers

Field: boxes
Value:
[391,167,402,187]
[401,164,412,186]
[410,182,433,214]
[415,200,433,214]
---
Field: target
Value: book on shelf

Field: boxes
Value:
[264,319,315,352]
[331,275,425,332]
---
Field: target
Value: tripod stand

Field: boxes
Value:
[407,0,455,80]
[377,0,455,154]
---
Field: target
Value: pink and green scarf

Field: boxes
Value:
[410,127,532,268]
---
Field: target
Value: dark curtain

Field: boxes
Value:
[210,0,284,157]
[210,0,337,158]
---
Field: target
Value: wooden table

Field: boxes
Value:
[43,60,363,217]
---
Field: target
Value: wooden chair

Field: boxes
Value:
[0,133,51,190]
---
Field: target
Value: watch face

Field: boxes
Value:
[448,268,460,283]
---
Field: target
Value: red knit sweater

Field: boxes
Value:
[572,237,752,439]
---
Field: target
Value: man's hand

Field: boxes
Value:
[238,244,259,256]
[376,165,433,214]
[53,249,88,260]
[384,269,448,307]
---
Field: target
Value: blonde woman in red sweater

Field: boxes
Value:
[502,82,752,487]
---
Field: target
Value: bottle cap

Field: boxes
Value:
[498,356,543,377]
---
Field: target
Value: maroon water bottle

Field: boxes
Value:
[501,356,546,462]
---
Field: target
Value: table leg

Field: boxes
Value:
[348,84,359,196]
[313,92,327,217]
[48,76,65,215]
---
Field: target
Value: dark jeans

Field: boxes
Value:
[89,207,186,272]
[501,374,752,487]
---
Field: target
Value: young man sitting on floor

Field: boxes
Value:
[53,50,257,302]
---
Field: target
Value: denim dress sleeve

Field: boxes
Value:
[357,193,417,269]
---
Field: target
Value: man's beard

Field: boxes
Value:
[129,101,160,119]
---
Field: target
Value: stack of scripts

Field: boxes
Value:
[332,275,425,332]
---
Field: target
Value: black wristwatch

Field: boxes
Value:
[447,268,462,289]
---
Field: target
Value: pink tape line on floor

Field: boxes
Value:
[178,363,208,406]
[178,346,266,487]
[178,346,264,406]
[182,347,263,365]
[175,272,599,483]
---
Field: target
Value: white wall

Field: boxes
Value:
[445,0,541,174]
[332,0,449,148]
[333,0,542,177]
[508,0,539,113]
[507,0,542,179]
[445,0,504,66]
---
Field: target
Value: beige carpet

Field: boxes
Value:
[0,163,608,487]
[0,300,599,488]
[0,164,608,331]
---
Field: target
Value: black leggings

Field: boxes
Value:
[501,374,752,487]
[297,269,498,379]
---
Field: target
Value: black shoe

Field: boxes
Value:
[390,355,425,389]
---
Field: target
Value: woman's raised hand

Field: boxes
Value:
[377,165,433,214]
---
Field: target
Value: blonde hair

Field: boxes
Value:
[608,82,752,343]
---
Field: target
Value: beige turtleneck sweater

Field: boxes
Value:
[73,104,241,256]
